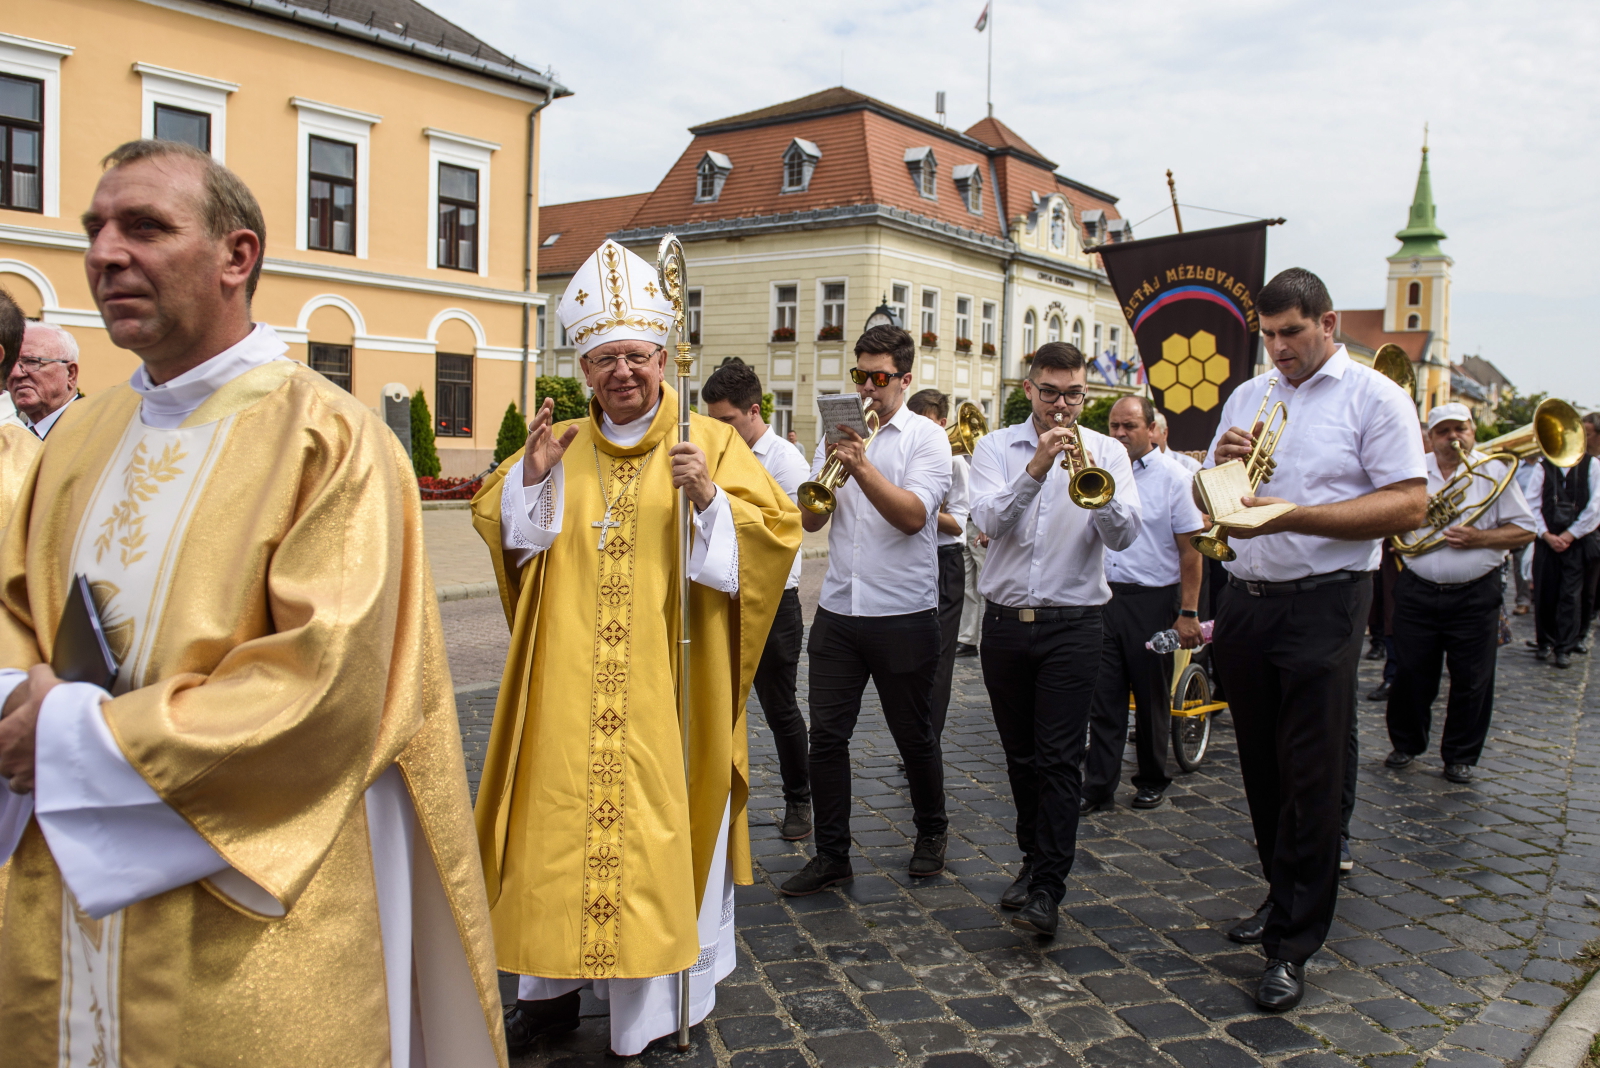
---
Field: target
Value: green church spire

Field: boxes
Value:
[1393,139,1446,259]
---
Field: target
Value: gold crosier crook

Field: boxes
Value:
[1051,412,1115,509]
[655,234,697,1052]
[1191,377,1289,562]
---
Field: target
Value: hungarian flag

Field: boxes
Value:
[974,3,989,30]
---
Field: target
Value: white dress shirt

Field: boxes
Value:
[1402,450,1536,585]
[1203,347,1427,582]
[1106,449,1206,588]
[938,454,971,548]
[751,425,808,590]
[969,419,1143,607]
[23,394,76,438]
[1163,447,1202,476]
[500,396,740,593]
[1526,455,1600,545]
[812,401,951,616]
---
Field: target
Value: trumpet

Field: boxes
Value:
[798,409,882,515]
[1053,413,1115,509]
[1191,377,1290,562]
[948,401,988,456]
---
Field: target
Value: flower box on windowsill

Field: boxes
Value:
[817,324,844,342]
[920,332,939,348]
[689,331,701,345]
[982,342,997,356]
[955,338,973,353]
[771,328,796,343]
[1022,350,1036,364]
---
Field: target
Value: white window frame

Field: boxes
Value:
[952,163,982,215]
[817,278,847,341]
[0,33,71,218]
[695,150,732,203]
[781,138,820,193]
[889,281,911,331]
[1093,323,1103,358]
[425,127,498,278]
[954,295,972,347]
[1047,315,1062,344]
[980,301,997,351]
[919,287,940,343]
[772,389,794,439]
[292,98,379,260]
[1108,326,1121,359]
[1071,318,1085,351]
[135,63,236,162]
[771,281,799,340]
[687,287,702,344]
[1022,310,1036,355]
[904,147,937,200]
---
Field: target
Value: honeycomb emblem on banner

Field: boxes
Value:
[1146,331,1230,414]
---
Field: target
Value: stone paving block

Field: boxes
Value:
[923,1054,993,1068]
[1421,1047,1505,1068]
[1302,1011,1406,1055]
[1129,951,1207,978]
[1356,998,1444,1030]
[718,986,777,1015]
[1374,966,1481,1007]
[1280,1054,1358,1068]
[804,1032,897,1068]
[1082,1036,1175,1068]
[948,994,1031,1028]
[1005,973,1088,1011]
[715,1015,796,1050]
[1081,972,1167,1006]
[1117,1001,1209,1041]
[744,926,817,962]
[1329,938,1408,967]
[728,1050,808,1068]
[1225,1017,1320,1054]
[1047,945,1123,974]
[860,988,941,1022]
[1425,950,1500,979]
[824,942,890,964]
[844,962,915,992]
[976,1032,1079,1068]
[1158,1037,1259,1068]
[764,961,836,992]
[1097,926,1169,953]
[1380,925,1455,954]
[782,990,870,1036]
[1444,1023,1535,1059]
[1047,1004,1125,1044]
[1165,978,1259,1020]
[1500,980,1565,1008]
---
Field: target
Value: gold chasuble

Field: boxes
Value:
[0,422,39,916]
[472,386,799,980]
[0,363,504,1067]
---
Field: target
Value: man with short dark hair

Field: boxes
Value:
[780,325,951,895]
[1082,395,1205,813]
[906,387,968,743]
[969,342,1142,936]
[10,323,80,438]
[1204,267,1426,1011]
[703,360,813,840]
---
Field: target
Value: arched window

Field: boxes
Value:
[1071,319,1084,350]
[1406,313,1420,329]
[1407,281,1421,306]
[1048,315,1062,343]
[1022,310,1036,354]
[1050,204,1067,250]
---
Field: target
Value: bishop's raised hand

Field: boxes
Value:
[523,397,581,487]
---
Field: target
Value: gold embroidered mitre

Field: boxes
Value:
[557,239,674,356]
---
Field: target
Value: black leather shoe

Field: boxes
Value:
[1256,959,1304,1011]
[1365,682,1390,701]
[779,801,813,841]
[1012,890,1058,937]
[1227,900,1271,944]
[504,990,581,1056]
[954,642,978,658]
[1556,652,1573,669]
[1535,645,1551,660]
[1131,787,1165,810]
[779,854,853,896]
[1444,763,1473,784]
[1384,749,1413,769]
[909,834,947,877]
[1080,795,1111,814]
[1365,640,1385,661]
[1577,643,1590,655]
[999,861,1033,909]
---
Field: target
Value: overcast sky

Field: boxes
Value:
[437,0,1599,405]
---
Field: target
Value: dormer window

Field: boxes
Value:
[1050,203,1068,250]
[952,164,982,215]
[1080,209,1105,243]
[904,147,937,199]
[1104,218,1133,244]
[782,138,820,193]
[695,151,732,203]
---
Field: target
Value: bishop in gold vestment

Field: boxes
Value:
[473,240,800,1056]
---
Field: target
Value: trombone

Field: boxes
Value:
[948,401,988,456]
[1053,413,1115,509]
[1191,377,1289,562]
[798,409,882,515]
[1391,397,1584,556]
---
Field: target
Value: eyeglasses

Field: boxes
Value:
[1031,383,1088,405]
[12,356,73,374]
[849,367,906,387]
[583,350,659,373]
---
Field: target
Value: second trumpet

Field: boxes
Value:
[798,409,882,515]
[1054,413,1115,509]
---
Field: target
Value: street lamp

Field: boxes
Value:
[864,295,898,331]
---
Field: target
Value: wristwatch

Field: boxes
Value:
[1179,609,1199,619]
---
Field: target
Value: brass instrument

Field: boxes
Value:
[1373,343,1415,397]
[798,408,882,514]
[1392,397,1584,556]
[1053,413,1115,509]
[948,401,988,456]
[1191,377,1290,562]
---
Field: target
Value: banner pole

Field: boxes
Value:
[1166,169,1183,234]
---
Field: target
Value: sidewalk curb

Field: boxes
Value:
[801,547,828,560]
[1524,966,1600,1068]
[436,580,496,603]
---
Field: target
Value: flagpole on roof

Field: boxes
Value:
[976,2,993,118]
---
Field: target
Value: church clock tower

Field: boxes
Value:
[1385,137,1452,408]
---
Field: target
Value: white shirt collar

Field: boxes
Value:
[1289,345,1350,389]
[27,395,76,438]
[130,323,289,428]
[750,425,780,455]
[600,396,661,448]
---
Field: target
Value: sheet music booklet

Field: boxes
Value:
[1195,460,1297,529]
[815,394,871,445]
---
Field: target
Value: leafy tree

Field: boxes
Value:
[1482,390,1545,440]
[1078,395,1116,435]
[1003,387,1031,427]
[760,392,774,423]
[534,375,588,423]
[409,389,441,478]
[493,402,528,467]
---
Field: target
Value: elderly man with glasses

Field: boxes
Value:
[9,323,80,439]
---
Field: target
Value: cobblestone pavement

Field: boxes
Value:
[447,592,1600,1068]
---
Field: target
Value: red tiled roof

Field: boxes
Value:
[536,193,652,276]
[964,116,1052,167]
[1336,309,1428,361]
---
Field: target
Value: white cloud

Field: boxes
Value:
[441,0,1600,403]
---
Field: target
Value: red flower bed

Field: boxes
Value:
[418,475,484,500]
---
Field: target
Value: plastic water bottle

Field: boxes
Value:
[1146,619,1214,653]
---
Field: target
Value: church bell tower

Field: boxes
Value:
[1385,135,1452,410]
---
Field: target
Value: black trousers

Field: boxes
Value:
[807,607,946,862]
[1084,583,1178,802]
[930,544,966,739]
[979,603,1103,902]
[1386,568,1502,766]
[752,588,810,804]
[1212,573,1370,966]
[1534,540,1587,654]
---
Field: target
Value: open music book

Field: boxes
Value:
[1195,460,1297,529]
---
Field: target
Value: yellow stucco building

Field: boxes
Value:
[1,0,568,474]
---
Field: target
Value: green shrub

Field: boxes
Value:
[534,376,588,423]
[493,402,528,467]
[760,392,774,422]
[410,389,440,478]
[1078,396,1115,434]
[1003,387,1031,427]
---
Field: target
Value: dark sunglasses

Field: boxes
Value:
[849,367,906,387]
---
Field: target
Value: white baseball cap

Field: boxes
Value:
[1426,403,1473,431]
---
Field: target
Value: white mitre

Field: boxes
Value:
[557,239,674,357]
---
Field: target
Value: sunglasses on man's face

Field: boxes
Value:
[849,367,905,388]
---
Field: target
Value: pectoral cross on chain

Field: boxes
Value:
[592,514,620,550]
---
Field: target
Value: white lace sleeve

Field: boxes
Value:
[501,459,564,569]
[688,488,740,595]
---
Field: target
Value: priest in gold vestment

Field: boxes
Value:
[0,141,503,1067]
[472,240,800,1057]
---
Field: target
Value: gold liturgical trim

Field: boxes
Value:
[580,454,647,977]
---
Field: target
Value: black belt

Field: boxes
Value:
[1227,570,1364,598]
[938,543,964,555]
[985,600,1099,623]
[1108,581,1176,595]
[1401,564,1502,593]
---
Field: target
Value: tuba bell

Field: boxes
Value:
[947,401,988,455]
[1373,343,1415,396]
